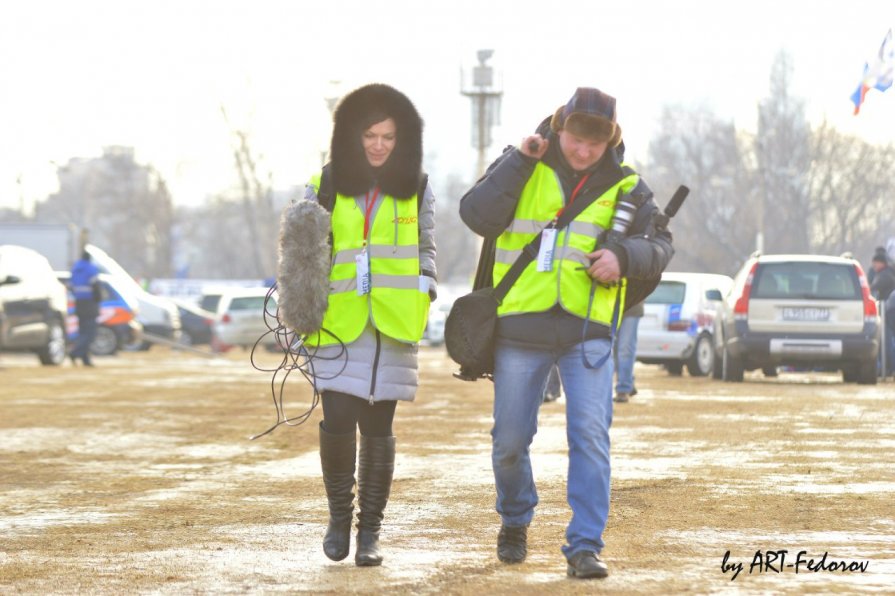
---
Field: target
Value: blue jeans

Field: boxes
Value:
[491,338,614,557]
[613,315,640,394]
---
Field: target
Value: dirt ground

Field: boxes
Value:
[1,345,893,595]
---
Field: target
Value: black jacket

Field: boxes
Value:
[459,118,673,348]
[871,265,895,301]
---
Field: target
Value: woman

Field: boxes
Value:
[303,83,436,567]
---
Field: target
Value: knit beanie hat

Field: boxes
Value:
[550,87,622,147]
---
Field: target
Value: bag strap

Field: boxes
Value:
[492,168,632,303]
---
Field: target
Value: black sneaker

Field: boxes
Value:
[497,525,527,563]
[567,551,609,579]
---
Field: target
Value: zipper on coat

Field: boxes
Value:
[368,329,382,404]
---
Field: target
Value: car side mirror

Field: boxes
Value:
[0,274,22,287]
[705,289,723,301]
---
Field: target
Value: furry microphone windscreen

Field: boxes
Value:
[276,199,332,335]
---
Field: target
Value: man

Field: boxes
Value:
[69,251,101,366]
[870,253,895,302]
[870,253,895,377]
[459,88,673,579]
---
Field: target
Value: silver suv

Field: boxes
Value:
[0,245,69,365]
[710,254,880,384]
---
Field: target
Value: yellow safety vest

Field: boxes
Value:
[306,175,430,346]
[493,162,638,325]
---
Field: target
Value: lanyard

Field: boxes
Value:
[362,186,381,243]
[554,174,590,222]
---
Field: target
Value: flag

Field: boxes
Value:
[851,28,894,114]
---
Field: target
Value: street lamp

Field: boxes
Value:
[461,50,503,178]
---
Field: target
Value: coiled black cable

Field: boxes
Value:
[249,284,346,439]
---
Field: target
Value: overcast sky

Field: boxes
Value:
[1,0,893,213]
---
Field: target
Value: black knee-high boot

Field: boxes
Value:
[319,422,356,561]
[355,434,395,567]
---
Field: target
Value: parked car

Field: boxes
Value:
[57,271,143,356]
[637,272,734,376]
[211,287,278,351]
[0,245,68,365]
[710,253,880,384]
[422,302,448,346]
[198,289,226,314]
[173,299,217,346]
[85,244,181,348]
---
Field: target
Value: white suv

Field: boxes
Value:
[710,254,880,384]
[637,272,734,376]
[211,287,278,351]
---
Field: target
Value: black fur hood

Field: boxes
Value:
[330,83,423,199]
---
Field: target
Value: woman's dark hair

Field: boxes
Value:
[360,110,392,133]
[329,84,423,198]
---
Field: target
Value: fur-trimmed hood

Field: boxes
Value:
[329,83,423,199]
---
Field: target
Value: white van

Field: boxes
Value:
[85,245,181,348]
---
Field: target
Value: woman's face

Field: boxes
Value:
[362,117,397,168]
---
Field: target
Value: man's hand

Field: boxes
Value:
[584,249,621,283]
[519,134,548,160]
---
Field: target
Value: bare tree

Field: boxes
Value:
[806,120,895,259]
[755,51,812,254]
[644,105,758,275]
[434,172,479,284]
[221,107,278,279]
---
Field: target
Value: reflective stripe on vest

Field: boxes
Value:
[306,185,430,346]
[493,162,638,324]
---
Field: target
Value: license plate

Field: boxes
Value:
[781,307,830,321]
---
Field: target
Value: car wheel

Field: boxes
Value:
[686,334,714,377]
[37,318,66,366]
[665,362,684,376]
[762,365,778,377]
[90,326,119,356]
[178,332,194,347]
[842,366,858,383]
[722,345,744,382]
[856,359,878,385]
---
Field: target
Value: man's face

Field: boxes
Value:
[873,260,886,272]
[558,129,609,172]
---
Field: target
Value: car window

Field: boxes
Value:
[199,294,222,312]
[752,263,860,300]
[228,296,268,311]
[646,281,686,304]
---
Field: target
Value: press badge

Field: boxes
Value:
[536,228,557,272]
[356,252,371,295]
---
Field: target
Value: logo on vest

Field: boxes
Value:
[392,216,417,224]
[598,199,614,207]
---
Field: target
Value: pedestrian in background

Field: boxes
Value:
[459,87,673,579]
[613,300,644,403]
[68,251,101,366]
[302,84,436,567]
[870,251,895,377]
[870,252,895,302]
[867,246,887,286]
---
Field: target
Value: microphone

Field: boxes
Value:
[664,185,689,218]
[276,199,332,335]
[652,185,689,230]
